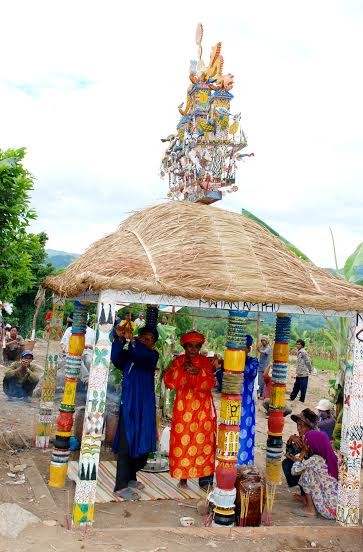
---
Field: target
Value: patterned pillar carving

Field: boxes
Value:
[337,313,363,526]
[213,310,247,527]
[265,314,291,520]
[72,292,116,526]
[35,295,65,448]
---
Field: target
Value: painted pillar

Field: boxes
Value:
[73,292,116,526]
[36,295,65,448]
[213,310,247,527]
[48,301,88,488]
[265,313,291,518]
[145,305,159,330]
[337,312,363,526]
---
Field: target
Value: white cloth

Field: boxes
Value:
[61,326,96,355]
[134,318,146,329]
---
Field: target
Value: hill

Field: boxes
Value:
[46,249,79,269]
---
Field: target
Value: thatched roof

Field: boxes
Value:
[43,201,363,312]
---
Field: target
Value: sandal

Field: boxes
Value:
[292,507,317,517]
[113,488,141,500]
[128,480,145,490]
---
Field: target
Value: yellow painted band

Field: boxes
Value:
[224,349,245,373]
[56,431,72,437]
[68,334,86,356]
[48,464,68,488]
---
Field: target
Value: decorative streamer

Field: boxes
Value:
[265,314,291,523]
[48,301,88,488]
[213,310,247,526]
[35,295,65,448]
[72,293,116,526]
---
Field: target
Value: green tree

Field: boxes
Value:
[0,147,37,300]
[323,239,363,382]
[11,232,55,336]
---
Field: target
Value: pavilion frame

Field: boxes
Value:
[59,289,361,527]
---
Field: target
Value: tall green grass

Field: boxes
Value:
[312,356,338,372]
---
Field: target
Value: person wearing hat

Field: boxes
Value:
[164,331,216,490]
[3,350,39,399]
[282,408,318,496]
[111,325,159,500]
[257,336,271,399]
[316,399,335,440]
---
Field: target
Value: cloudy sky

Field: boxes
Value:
[1,0,362,268]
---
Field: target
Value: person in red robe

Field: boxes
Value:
[164,331,216,490]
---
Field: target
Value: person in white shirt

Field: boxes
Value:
[134,313,146,330]
[61,324,96,385]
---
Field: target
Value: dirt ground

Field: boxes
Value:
[0,339,362,551]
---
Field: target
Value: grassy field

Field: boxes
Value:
[312,356,338,372]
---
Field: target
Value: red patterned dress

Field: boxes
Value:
[164,354,216,480]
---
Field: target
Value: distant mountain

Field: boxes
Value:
[46,249,79,269]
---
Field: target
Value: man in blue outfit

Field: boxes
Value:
[111,325,159,500]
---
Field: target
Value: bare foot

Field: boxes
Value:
[293,507,317,517]
[178,479,188,489]
[293,493,306,503]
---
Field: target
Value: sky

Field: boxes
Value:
[1,0,362,268]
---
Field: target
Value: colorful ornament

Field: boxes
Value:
[160,24,253,205]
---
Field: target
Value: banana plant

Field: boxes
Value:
[241,209,310,261]
[155,322,177,417]
[323,237,363,389]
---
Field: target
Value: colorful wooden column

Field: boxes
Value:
[337,312,363,526]
[145,305,159,329]
[73,292,116,526]
[48,301,88,488]
[36,295,65,448]
[265,313,291,518]
[213,311,247,527]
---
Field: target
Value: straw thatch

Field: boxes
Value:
[43,201,363,312]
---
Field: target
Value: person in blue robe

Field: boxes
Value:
[111,325,159,500]
[237,335,259,466]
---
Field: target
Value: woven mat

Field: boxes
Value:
[67,461,206,502]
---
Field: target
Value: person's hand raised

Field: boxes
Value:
[184,361,199,375]
[287,434,303,448]
[115,325,126,338]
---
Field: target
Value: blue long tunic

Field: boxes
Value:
[237,355,259,466]
[111,338,159,458]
